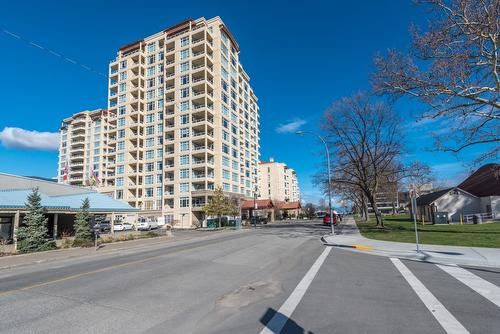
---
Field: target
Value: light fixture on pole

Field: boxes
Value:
[296,130,335,235]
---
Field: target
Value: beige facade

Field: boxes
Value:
[58,109,110,186]
[98,17,260,227]
[258,160,300,203]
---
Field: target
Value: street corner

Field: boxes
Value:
[321,235,374,251]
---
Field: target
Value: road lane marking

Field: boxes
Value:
[437,264,500,308]
[0,232,250,298]
[260,246,331,334]
[390,258,469,334]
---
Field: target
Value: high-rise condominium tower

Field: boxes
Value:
[101,17,260,227]
[58,109,110,186]
[258,160,300,203]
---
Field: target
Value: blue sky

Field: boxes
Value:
[0,0,488,204]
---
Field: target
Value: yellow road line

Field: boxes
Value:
[0,250,173,298]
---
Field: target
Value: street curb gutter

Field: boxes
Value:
[320,237,374,251]
[321,237,500,269]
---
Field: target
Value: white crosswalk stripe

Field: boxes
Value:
[437,264,500,308]
[391,258,470,334]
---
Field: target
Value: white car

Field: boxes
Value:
[136,218,159,231]
[113,222,134,231]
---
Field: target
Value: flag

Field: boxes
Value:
[63,161,68,183]
[89,165,96,186]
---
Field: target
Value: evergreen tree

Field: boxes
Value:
[72,198,94,247]
[16,188,56,253]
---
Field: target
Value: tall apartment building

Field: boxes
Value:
[258,159,300,203]
[58,109,110,186]
[101,17,260,227]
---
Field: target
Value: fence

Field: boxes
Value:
[463,211,499,224]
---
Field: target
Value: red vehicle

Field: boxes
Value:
[323,214,339,226]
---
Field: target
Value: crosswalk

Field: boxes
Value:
[391,258,500,334]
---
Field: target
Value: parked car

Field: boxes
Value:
[136,217,159,231]
[323,214,339,226]
[113,222,134,231]
[93,221,111,233]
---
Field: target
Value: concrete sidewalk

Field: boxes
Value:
[323,216,500,268]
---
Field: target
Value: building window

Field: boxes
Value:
[180,197,189,207]
[180,169,189,179]
[180,183,189,193]
[180,88,189,98]
[180,36,189,47]
[180,75,189,85]
[116,190,123,200]
[180,62,189,72]
[116,177,124,187]
[147,42,156,54]
[180,101,189,112]
[180,128,189,138]
[180,114,189,124]
[180,155,189,165]
[180,141,189,152]
[222,144,229,154]
[180,49,189,60]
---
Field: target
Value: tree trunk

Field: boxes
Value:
[368,194,383,227]
[361,195,369,221]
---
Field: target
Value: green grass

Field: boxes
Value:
[356,214,500,248]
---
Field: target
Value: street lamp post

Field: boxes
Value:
[253,185,258,228]
[296,131,335,235]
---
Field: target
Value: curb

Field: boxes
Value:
[0,235,173,271]
[322,236,500,269]
[321,236,374,251]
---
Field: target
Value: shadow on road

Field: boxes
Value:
[256,221,331,239]
[260,307,315,334]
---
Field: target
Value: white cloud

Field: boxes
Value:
[0,127,59,151]
[431,162,463,173]
[276,118,307,133]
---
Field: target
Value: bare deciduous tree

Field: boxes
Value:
[321,92,404,227]
[404,160,436,194]
[373,0,499,162]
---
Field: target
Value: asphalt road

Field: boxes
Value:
[0,220,499,334]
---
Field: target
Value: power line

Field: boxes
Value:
[0,27,107,78]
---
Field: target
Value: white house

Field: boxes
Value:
[415,163,499,223]
[416,187,480,223]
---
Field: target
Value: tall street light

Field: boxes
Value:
[296,130,335,235]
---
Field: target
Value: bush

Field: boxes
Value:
[72,239,94,248]
[100,236,114,244]
[61,238,73,249]
[117,234,128,242]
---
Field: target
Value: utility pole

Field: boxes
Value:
[411,184,420,253]
[296,131,334,235]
